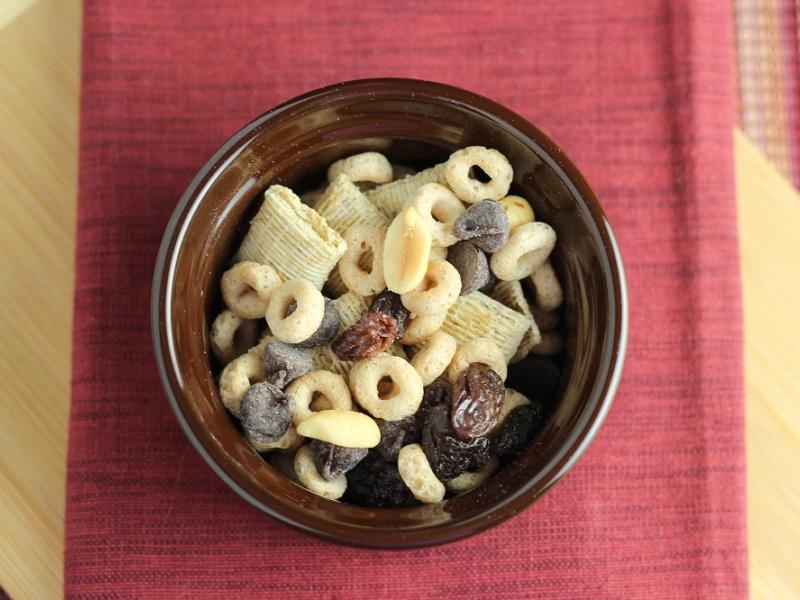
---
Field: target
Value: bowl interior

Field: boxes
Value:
[154,80,624,547]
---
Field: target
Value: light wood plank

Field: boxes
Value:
[0,0,80,598]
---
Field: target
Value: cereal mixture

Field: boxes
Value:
[211,147,565,506]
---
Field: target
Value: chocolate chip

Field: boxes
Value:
[240,382,294,444]
[453,199,510,252]
[262,340,312,388]
[447,241,492,295]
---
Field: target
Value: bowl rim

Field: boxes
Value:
[151,77,629,548]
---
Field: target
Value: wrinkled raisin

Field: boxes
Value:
[492,403,545,457]
[375,416,420,462]
[446,241,491,295]
[310,439,367,481]
[262,340,312,389]
[369,290,410,338]
[451,362,505,440]
[421,404,491,480]
[296,298,341,348]
[239,382,294,444]
[453,199,510,253]
[331,311,397,360]
[417,380,452,426]
[343,450,416,508]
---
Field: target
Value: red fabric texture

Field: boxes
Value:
[67,1,746,597]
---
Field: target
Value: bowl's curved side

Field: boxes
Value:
[151,78,629,548]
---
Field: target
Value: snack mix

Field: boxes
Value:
[211,147,565,506]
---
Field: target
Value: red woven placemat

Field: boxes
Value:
[66,1,746,597]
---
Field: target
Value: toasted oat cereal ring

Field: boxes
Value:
[447,337,507,382]
[286,370,353,425]
[490,222,556,281]
[327,152,393,185]
[246,425,303,453]
[411,331,458,385]
[401,260,461,317]
[398,443,445,503]
[265,279,326,344]
[338,225,386,296]
[445,455,498,494]
[218,352,267,418]
[209,309,259,364]
[399,311,448,345]
[492,388,533,434]
[499,195,535,232]
[405,183,466,247]
[349,354,423,421]
[530,260,563,311]
[294,444,347,500]
[221,261,282,319]
[531,330,564,356]
[444,146,513,204]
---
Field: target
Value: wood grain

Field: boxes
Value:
[0,0,79,598]
[0,2,798,598]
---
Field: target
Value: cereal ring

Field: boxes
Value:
[401,260,461,316]
[218,352,267,417]
[338,225,386,296]
[294,444,347,500]
[447,337,507,382]
[221,261,282,319]
[411,331,458,385]
[246,425,303,453]
[531,260,563,311]
[444,146,513,204]
[531,330,564,356]
[349,354,424,421]
[499,195,535,232]
[209,309,259,364]
[445,455,498,494]
[404,183,465,247]
[265,279,325,344]
[399,311,448,345]
[492,388,532,434]
[398,443,445,503]
[286,370,353,425]
[327,152,393,185]
[490,222,556,281]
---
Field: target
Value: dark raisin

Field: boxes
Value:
[451,362,505,440]
[453,199,510,253]
[421,404,491,480]
[331,311,397,360]
[239,382,294,444]
[446,241,491,295]
[262,340,312,389]
[310,439,367,481]
[492,403,546,457]
[417,380,452,426]
[343,450,416,508]
[506,356,561,403]
[375,416,421,462]
[369,290,410,338]
[296,298,341,348]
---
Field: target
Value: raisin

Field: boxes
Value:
[262,340,312,389]
[506,356,561,403]
[239,382,294,444]
[343,450,416,508]
[493,403,545,457]
[310,439,367,481]
[421,404,491,480]
[369,290,410,338]
[446,241,491,295]
[453,199,510,253]
[296,298,341,348]
[375,416,421,462]
[331,311,397,360]
[417,380,452,426]
[451,362,505,440]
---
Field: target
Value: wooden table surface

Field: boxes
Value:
[1,1,798,598]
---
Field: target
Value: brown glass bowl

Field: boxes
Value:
[151,78,628,548]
